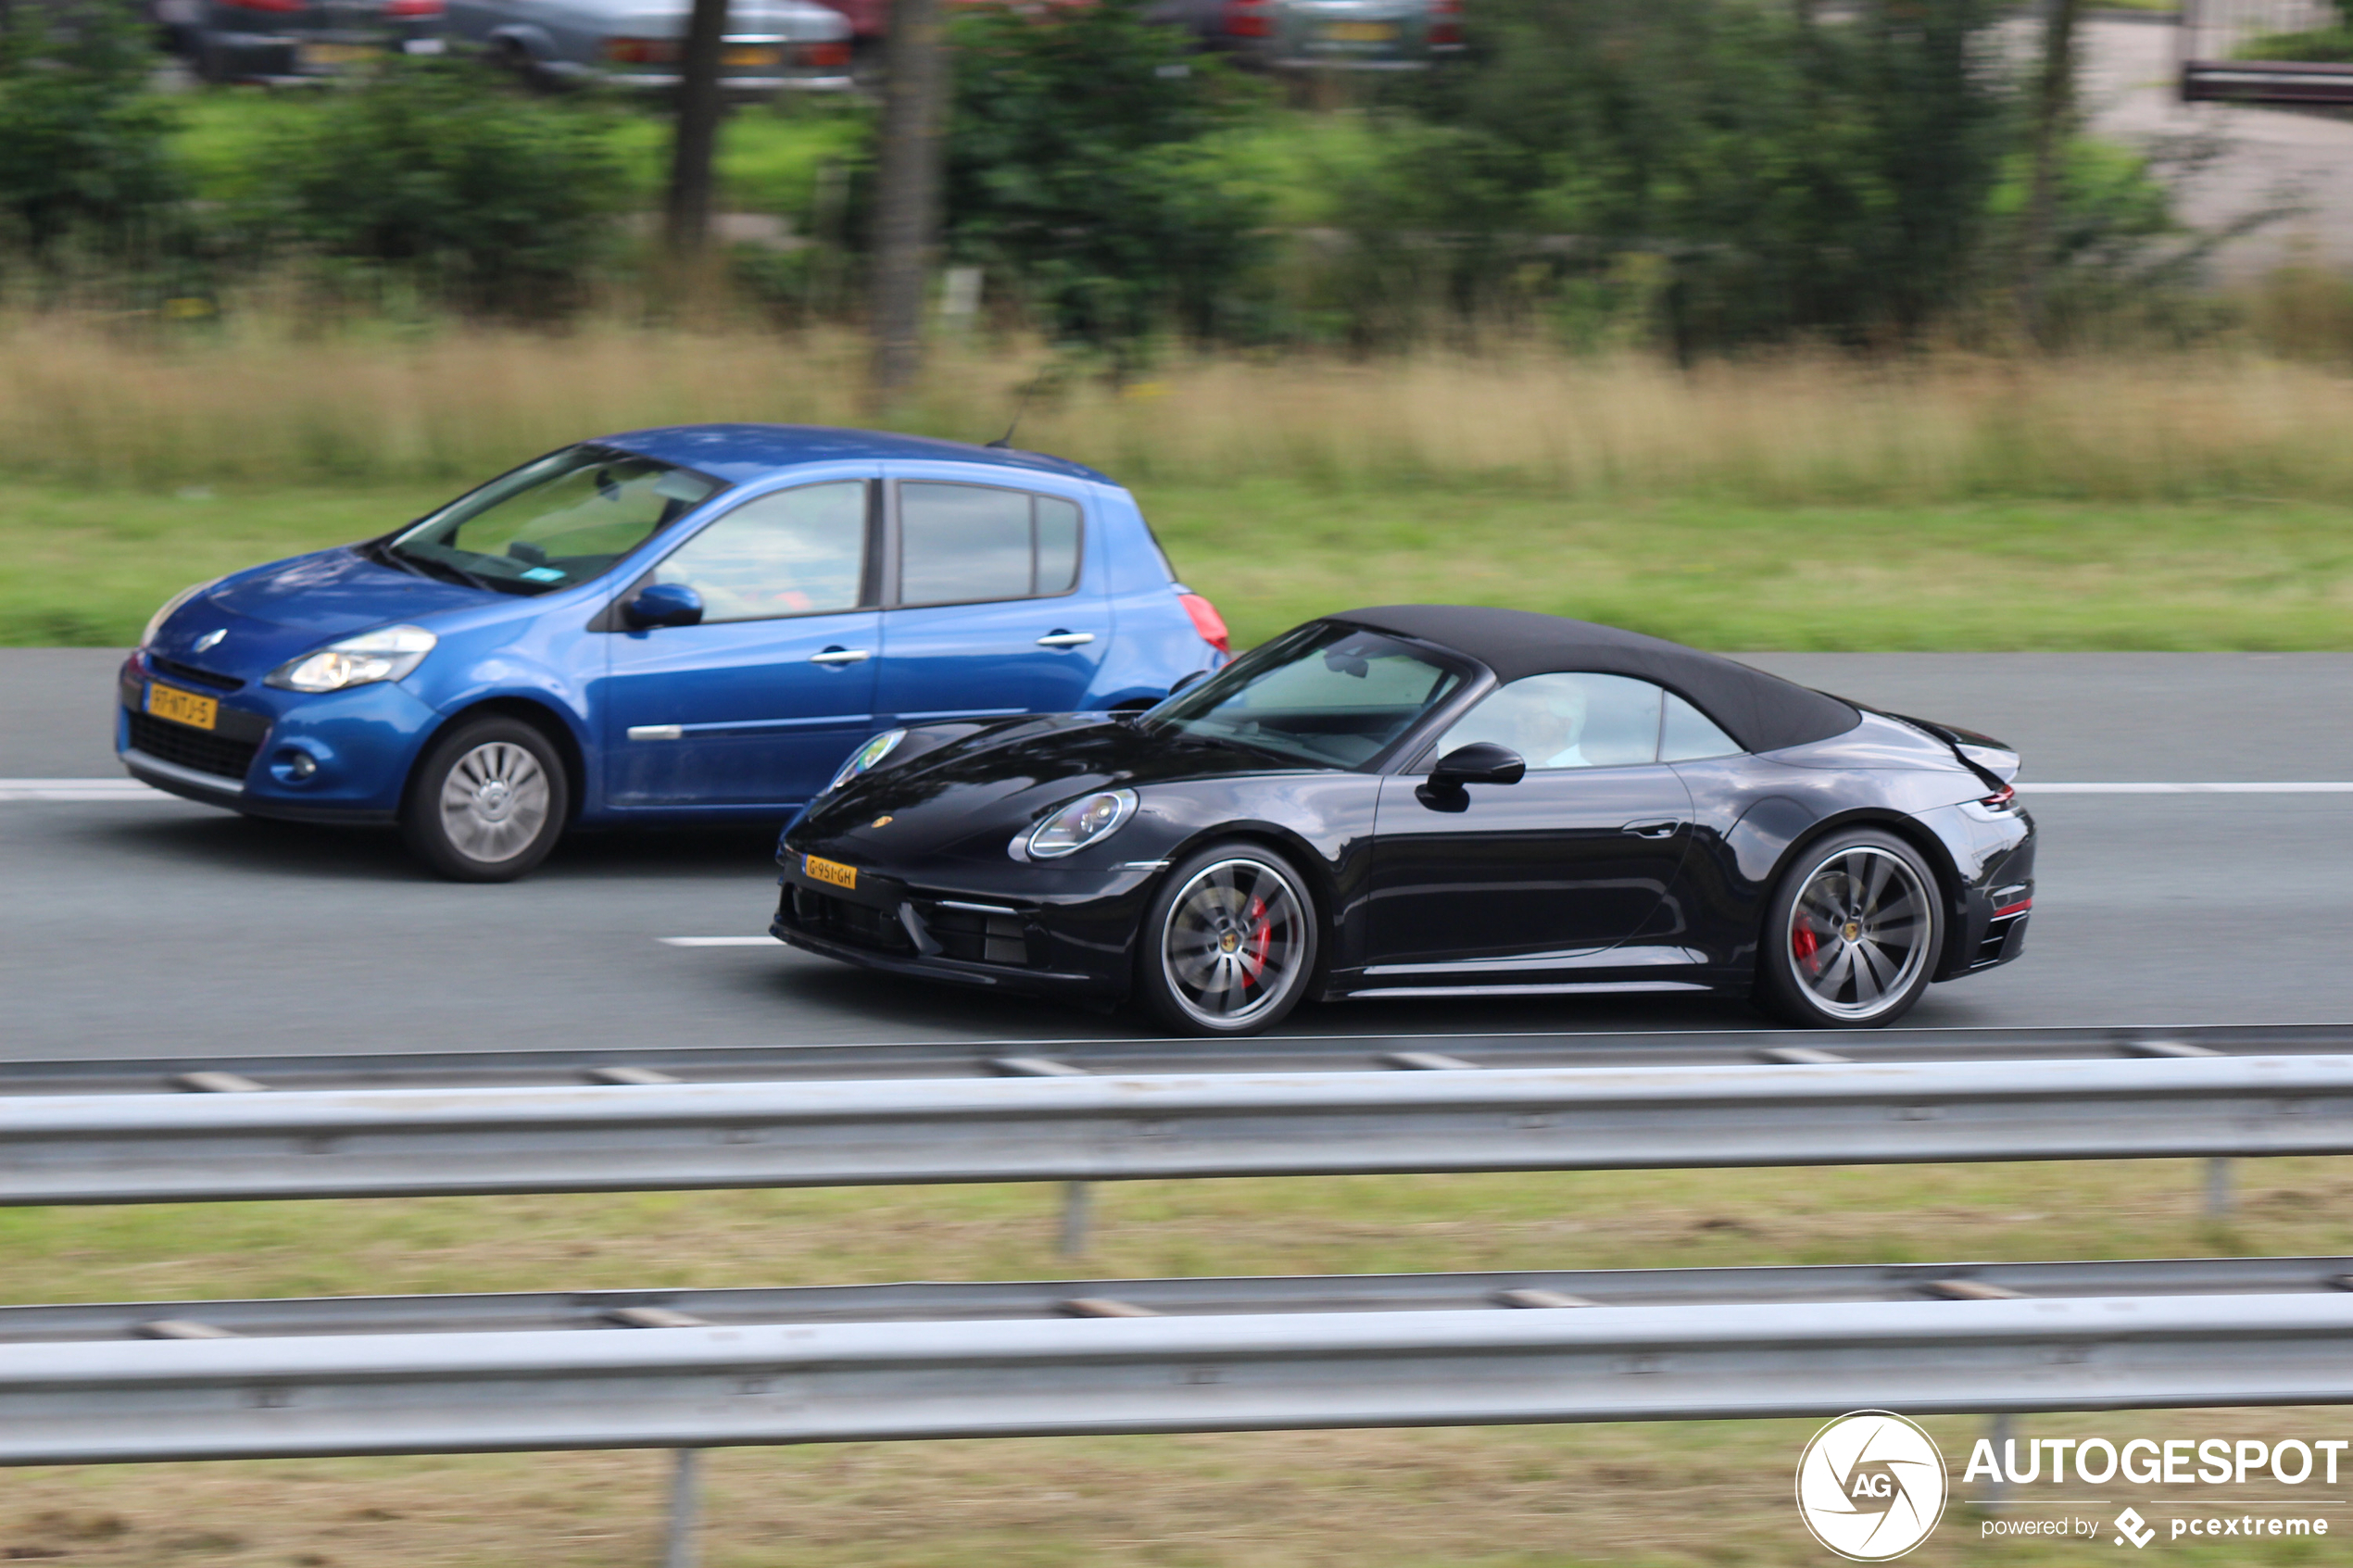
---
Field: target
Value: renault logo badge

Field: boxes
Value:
[192,629,227,653]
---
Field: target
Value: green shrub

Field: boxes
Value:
[261,60,628,317]
[945,0,1273,357]
[0,3,184,263]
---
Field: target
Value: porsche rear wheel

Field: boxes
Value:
[1139,845,1318,1036]
[1756,829,1943,1028]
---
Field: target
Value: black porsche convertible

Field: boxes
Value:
[772,606,2034,1035]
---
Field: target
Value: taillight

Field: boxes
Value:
[799,39,852,66]
[1178,593,1229,654]
[1978,784,2017,810]
[221,0,306,14]
[1994,897,2033,918]
[1222,0,1271,38]
[1428,0,1459,44]
[606,36,680,62]
[384,0,442,16]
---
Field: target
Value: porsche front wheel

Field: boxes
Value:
[1138,846,1318,1036]
[1756,829,1944,1028]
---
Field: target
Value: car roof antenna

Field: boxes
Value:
[984,376,1043,449]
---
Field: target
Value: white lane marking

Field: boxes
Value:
[2020,783,2353,794]
[0,779,171,802]
[661,936,778,947]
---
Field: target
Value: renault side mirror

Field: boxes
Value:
[623,583,704,630]
[1416,742,1526,811]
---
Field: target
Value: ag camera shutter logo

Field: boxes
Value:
[1795,1411,1949,1560]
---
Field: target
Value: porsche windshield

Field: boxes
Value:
[384,446,724,596]
[1144,622,1467,768]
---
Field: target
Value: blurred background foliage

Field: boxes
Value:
[0,0,2314,360]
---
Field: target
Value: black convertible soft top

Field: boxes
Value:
[1334,605,1861,755]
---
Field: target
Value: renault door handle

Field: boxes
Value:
[1621,820,1683,839]
[809,647,871,666]
[1036,631,1097,647]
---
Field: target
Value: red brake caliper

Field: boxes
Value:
[1239,897,1272,988]
[1792,922,1820,975]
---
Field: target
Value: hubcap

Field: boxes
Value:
[1161,858,1307,1029]
[437,741,550,864]
[1787,846,1931,1020]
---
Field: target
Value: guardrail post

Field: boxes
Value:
[1983,1414,2014,1508]
[1059,1180,1093,1256]
[662,1448,701,1568]
[2207,1157,2233,1219]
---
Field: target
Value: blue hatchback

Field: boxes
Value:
[120,425,1231,880]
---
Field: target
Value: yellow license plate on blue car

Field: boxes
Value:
[145,682,218,731]
[803,854,857,890]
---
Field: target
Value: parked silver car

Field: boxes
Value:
[444,0,853,92]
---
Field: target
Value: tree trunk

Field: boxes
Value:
[869,0,949,407]
[665,0,731,258]
[2015,0,2081,345]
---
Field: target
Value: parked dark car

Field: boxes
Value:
[1152,0,1461,71]
[774,606,2034,1035]
[159,0,447,82]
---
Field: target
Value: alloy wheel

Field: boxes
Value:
[1159,857,1309,1030]
[1785,845,1932,1021]
[436,740,551,866]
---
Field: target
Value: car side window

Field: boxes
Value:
[899,483,1084,606]
[652,481,867,624]
[1433,672,1667,771]
[1661,691,1743,760]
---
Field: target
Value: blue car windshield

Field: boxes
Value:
[384,446,725,596]
[1142,622,1467,769]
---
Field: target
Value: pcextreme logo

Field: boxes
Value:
[1795,1411,1951,1561]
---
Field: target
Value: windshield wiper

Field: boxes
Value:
[401,552,497,592]
[357,537,427,578]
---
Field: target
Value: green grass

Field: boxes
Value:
[17,479,2353,650]
[5,1158,2352,1565]
[171,87,869,214]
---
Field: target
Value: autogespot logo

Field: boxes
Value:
[1796,1411,1951,1561]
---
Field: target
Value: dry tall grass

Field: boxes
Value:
[6,320,2352,500]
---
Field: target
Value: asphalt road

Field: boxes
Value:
[6,649,2351,1060]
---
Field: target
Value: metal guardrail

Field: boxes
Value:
[2177,0,2353,105]
[6,1053,2351,1206]
[8,1285,2353,1466]
[8,1255,2348,1344]
[4,1022,2349,1096]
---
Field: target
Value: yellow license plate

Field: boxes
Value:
[803,854,857,891]
[146,683,219,732]
[724,44,783,66]
[1325,20,1396,40]
[298,41,381,66]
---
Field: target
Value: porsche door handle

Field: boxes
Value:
[809,647,872,665]
[1036,631,1097,647]
[1621,820,1684,839]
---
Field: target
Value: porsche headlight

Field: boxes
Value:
[265,624,437,693]
[141,578,221,649]
[1026,788,1138,859]
[826,728,906,794]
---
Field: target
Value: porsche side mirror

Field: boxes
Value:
[1417,742,1526,811]
[1169,669,1212,695]
[623,583,704,630]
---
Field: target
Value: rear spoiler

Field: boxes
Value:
[1882,710,2020,794]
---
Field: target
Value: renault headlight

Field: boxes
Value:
[1026,788,1138,859]
[826,728,906,794]
[140,578,221,649]
[265,625,437,693]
